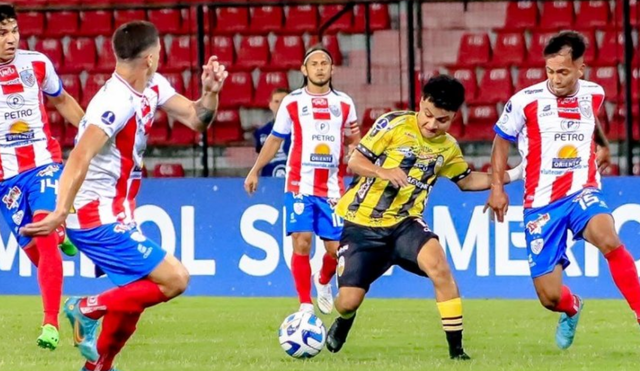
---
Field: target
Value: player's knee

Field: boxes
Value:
[596,234,622,255]
[292,234,313,254]
[337,294,363,313]
[538,291,561,310]
[166,265,190,298]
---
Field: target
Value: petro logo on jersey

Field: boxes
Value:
[552,144,581,169]
[6,121,34,142]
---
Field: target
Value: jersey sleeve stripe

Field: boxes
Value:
[450,167,472,183]
[494,125,517,142]
[43,79,63,97]
[271,131,289,139]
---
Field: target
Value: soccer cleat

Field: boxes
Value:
[326,314,356,353]
[555,295,584,350]
[81,368,120,371]
[449,349,471,360]
[36,324,59,350]
[299,303,314,314]
[313,273,334,315]
[59,236,78,257]
[65,297,100,362]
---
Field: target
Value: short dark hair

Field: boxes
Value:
[0,3,17,24]
[421,75,465,112]
[543,31,586,61]
[112,21,159,61]
[271,87,289,98]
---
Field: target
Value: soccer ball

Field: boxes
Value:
[278,311,326,358]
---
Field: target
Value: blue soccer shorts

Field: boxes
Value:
[67,223,167,286]
[284,192,343,241]
[524,188,611,278]
[0,163,62,248]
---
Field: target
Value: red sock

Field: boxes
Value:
[84,312,141,371]
[552,286,579,317]
[605,245,640,320]
[33,213,63,328]
[319,253,337,285]
[291,253,312,304]
[79,279,168,320]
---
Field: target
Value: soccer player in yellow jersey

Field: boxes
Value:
[325,75,518,360]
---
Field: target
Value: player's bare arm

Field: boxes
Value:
[456,170,512,191]
[485,135,511,222]
[348,150,408,188]
[244,134,286,195]
[593,116,611,172]
[47,89,84,127]
[20,125,109,237]
[162,56,228,132]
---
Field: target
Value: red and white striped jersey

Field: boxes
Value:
[66,73,176,230]
[271,88,357,199]
[494,80,605,209]
[0,50,63,180]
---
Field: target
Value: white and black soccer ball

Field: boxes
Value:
[278,311,326,358]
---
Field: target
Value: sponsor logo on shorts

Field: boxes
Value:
[11,210,24,225]
[531,238,544,255]
[337,255,346,277]
[526,213,550,235]
[37,164,60,177]
[2,186,21,209]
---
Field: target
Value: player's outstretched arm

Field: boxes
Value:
[244,134,285,195]
[455,170,513,191]
[594,116,611,172]
[48,89,85,127]
[348,150,408,188]
[484,135,511,222]
[162,56,228,132]
[20,126,109,236]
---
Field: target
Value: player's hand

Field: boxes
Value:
[244,171,259,196]
[19,210,67,237]
[596,145,611,173]
[484,185,509,223]
[201,56,228,94]
[375,167,408,188]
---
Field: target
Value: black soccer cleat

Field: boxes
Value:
[326,314,356,353]
[449,348,471,360]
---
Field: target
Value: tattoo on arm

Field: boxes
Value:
[195,100,216,125]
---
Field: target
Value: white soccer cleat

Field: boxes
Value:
[299,303,315,314]
[313,273,334,315]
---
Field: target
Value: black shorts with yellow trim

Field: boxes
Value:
[336,217,439,292]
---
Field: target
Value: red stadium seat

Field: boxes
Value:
[153,163,185,178]
[63,124,77,148]
[414,69,439,104]
[516,67,545,92]
[183,6,212,35]
[581,31,598,65]
[45,11,79,38]
[215,7,249,34]
[211,36,235,67]
[169,122,196,146]
[575,0,610,29]
[47,113,64,142]
[65,38,96,73]
[500,0,538,31]
[307,35,342,65]
[454,33,491,68]
[526,32,555,66]
[163,36,195,72]
[78,10,112,37]
[351,3,391,33]
[250,6,283,34]
[609,103,640,140]
[81,73,110,108]
[254,71,289,108]
[19,11,44,36]
[361,107,393,134]
[34,38,63,71]
[465,104,498,141]
[162,73,185,96]
[589,66,619,102]
[270,35,305,70]
[114,10,146,28]
[490,32,526,67]
[449,69,478,104]
[319,4,353,33]
[148,110,169,146]
[219,71,254,108]
[284,5,318,33]
[614,0,640,28]
[475,68,514,105]
[597,31,626,66]
[60,74,81,103]
[96,38,116,73]
[148,9,182,35]
[236,36,270,70]
[448,111,465,140]
[538,1,574,31]
[207,109,243,144]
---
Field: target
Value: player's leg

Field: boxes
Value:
[285,192,316,312]
[313,196,343,314]
[393,218,468,360]
[81,312,140,371]
[326,221,391,353]
[573,190,640,323]
[525,199,582,349]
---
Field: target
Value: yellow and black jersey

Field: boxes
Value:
[336,111,470,227]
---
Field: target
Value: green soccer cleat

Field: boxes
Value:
[36,324,59,350]
[59,236,78,257]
